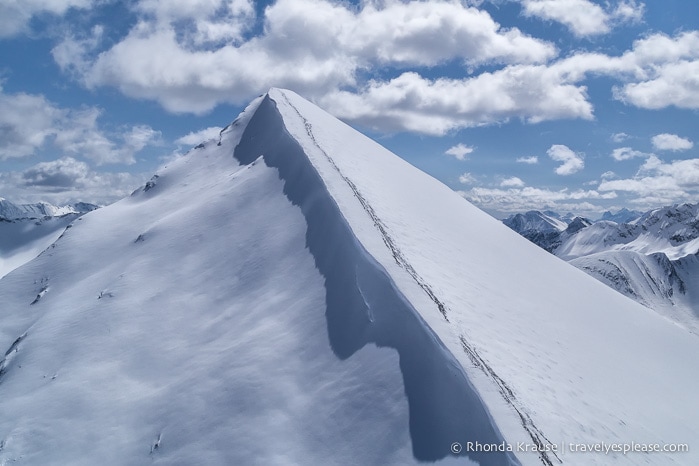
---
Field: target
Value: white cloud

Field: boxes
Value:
[520,0,610,37]
[610,147,652,161]
[320,67,594,134]
[176,127,224,146]
[0,86,159,164]
[611,132,630,143]
[500,176,525,187]
[0,157,148,205]
[516,156,538,164]
[125,125,162,153]
[598,155,699,207]
[612,32,699,110]
[22,157,93,188]
[601,171,617,180]
[460,185,615,215]
[612,0,645,24]
[547,144,584,175]
[136,0,255,45]
[519,0,644,37]
[53,0,555,116]
[0,89,63,159]
[0,0,93,38]
[459,172,477,185]
[651,133,694,152]
[445,143,474,161]
[39,2,698,135]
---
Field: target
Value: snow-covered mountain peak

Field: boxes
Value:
[1,89,698,465]
[503,210,569,233]
[599,207,643,224]
[563,216,592,234]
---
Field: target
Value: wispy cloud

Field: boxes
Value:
[516,156,539,164]
[176,127,223,146]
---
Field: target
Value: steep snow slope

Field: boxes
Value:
[0,201,98,278]
[266,89,699,466]
[0,216,79,279]
[1,89,698,466]
[502,211,569,252]
[571,250,699,334]
[503,211,569,234]
[0,95,510,466]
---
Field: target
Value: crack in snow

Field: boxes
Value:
[460,336,560,466]
[278,91,449,323]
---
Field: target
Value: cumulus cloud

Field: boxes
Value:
[445,143,474,160]
[0,89,63,159]
[0,0,93,38]
[516,156,538,164]
[33,2,699,134]
[612,32,699,110]
[651,133,694,151]
[320,67,594,134]
[0,87,159,164]
[611,132,630,143]
[459,172,477,184]
[520,0,610,37]
[22,157,93,188]
[610,147,652,161]
[461,185,615,215]
[599,155,699,207]
[176,127,224,146]
[547,144,584,175]
[519,0,644,37]
[0,157,148,205]
[52,0,554,117]
[500,176,525,187]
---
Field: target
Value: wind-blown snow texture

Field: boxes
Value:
[1,89,698,466]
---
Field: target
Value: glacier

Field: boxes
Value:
[0,89,698,465]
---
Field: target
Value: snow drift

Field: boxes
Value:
[0,89,698,466]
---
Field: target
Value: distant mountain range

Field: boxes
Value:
[0,199,98,278]
[503,204,699,333]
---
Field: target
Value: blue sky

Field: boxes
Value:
[1,0,698,218]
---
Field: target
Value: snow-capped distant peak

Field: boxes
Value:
[599,207,643,224]
[0,199,98,221]
[503,210,568,233]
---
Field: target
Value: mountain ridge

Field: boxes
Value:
[0,198,97,221]
[0,199,99,279]
[0,89,697,465]
[503,204,699,332]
